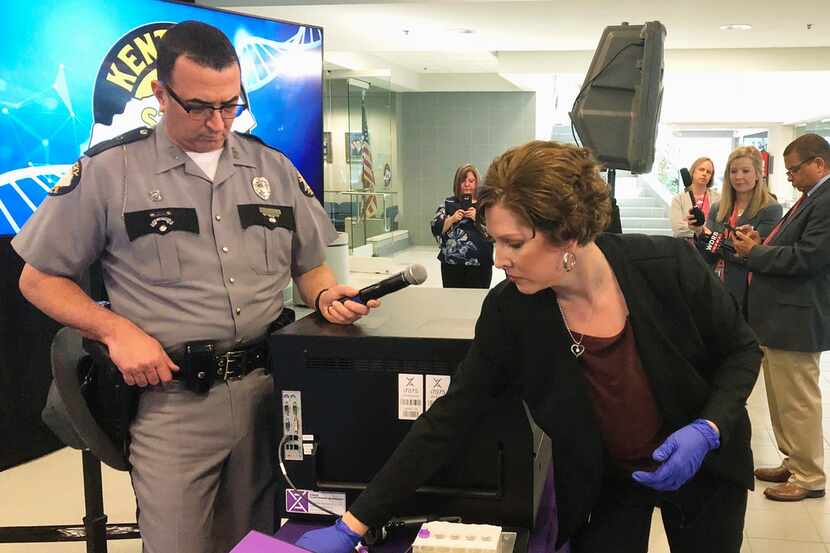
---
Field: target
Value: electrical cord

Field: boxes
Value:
[277,416,464,542]
[278,417,341,517]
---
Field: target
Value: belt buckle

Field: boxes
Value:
[219,350,246,381]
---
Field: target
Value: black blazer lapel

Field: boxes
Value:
[596,236,694,427]
[519,288,587,411]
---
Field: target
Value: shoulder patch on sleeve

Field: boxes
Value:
[234,132,286,156]
[84,127,153,157]
[297,171,315,198]
[49,161,82,196]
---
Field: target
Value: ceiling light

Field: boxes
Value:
[720,24,752,31]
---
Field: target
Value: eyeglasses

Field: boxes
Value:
[785,157,816,176]
[163,83,247,121]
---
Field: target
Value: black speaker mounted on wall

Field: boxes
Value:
[570,21,666,174]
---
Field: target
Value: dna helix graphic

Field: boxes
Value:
[237,26,323,93]
[0,164,70,234]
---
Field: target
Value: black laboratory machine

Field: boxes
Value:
[269,287,551,534]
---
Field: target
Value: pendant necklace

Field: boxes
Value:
[556,299,585,358]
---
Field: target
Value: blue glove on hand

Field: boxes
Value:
[295,518,361,553]
[631,419,720,492]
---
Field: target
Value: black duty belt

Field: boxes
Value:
[170,342,268,383]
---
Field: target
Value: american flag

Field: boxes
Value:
[359,91,378,219]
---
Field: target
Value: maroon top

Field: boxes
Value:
[579,317,665,472]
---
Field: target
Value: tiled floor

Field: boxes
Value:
[1,246,828,552]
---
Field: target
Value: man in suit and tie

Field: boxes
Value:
[733,133,830,501]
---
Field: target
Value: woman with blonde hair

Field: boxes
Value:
[670,157,719,239]
[694,146,782,312]
[298,141,760,553]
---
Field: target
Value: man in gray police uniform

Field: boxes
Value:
[12,20,377,553]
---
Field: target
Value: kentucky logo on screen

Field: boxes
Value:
[88,22,257,148]
[0,0,323,236]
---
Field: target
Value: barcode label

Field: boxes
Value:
[426,375,451,410]
[398,374,424,420]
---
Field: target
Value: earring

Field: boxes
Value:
[562,251,576,272]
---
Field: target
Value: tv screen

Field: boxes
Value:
[0,0,323,237]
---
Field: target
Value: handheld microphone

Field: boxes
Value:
[349,264,428,304]
[680,167,692,189]
[703,231,735,256]
[686,177,705,226]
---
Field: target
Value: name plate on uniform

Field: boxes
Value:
[238,204,295,231]
[124,208,199,241]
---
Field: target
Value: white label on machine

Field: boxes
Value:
[398,373,424,420]
[285,489,346,515]
[425,375,451,410]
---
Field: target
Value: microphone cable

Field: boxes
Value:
[278,415,340,517]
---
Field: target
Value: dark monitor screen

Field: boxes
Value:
[270,288,550,531]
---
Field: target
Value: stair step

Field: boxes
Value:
[621,228,674,237]
[619,206,668,218]
[617,197,665,208]
[622,217,672,229]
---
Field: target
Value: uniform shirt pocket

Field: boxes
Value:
[123,208,199,284]
[238,204,294,275]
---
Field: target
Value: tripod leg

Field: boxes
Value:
[81,450,108,553]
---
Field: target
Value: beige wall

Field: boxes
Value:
[397,91,536,246]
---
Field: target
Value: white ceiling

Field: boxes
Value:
[204,0,830,123]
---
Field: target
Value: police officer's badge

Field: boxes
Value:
[252,176,271,200]
[49,161,82,196]
[149,189,163,202]
[297,172,315,198]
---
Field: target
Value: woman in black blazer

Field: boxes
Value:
[693,146,782,314]
[298,142,761,553]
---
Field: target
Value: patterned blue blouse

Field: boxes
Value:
[430,197,493,266]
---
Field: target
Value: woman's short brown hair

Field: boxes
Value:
[452,163,480,199]
[478,140,611,246]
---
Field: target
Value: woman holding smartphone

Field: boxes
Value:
[693,146,781,314]
[430,163,494,288]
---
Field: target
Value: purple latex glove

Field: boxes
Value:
[295,518,361,553]
[631,419,720,492]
